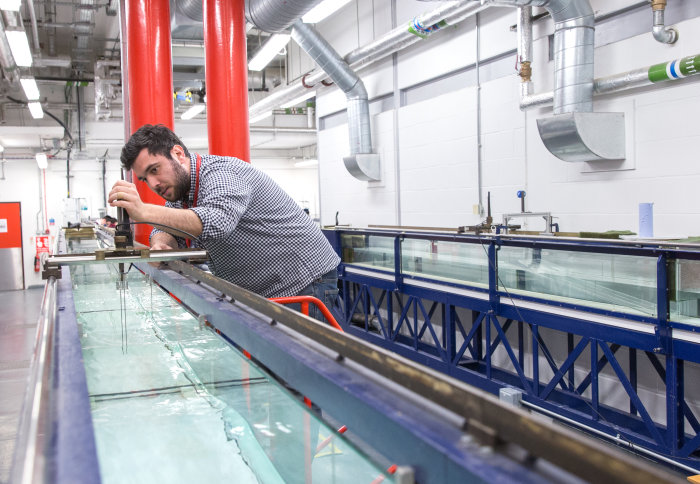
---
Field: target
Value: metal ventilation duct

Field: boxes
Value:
[245,0,323,34]
[291,20,379,181]
[495,0,625,162]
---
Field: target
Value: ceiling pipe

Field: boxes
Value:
[248,0,488,119]
[176,0,203,22]
[651,0,678,44]
[0,17,20,83]
[245,0,324,34]
[25,0,41,52]
[291,19,379,181]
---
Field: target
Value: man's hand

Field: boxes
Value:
[149,233,176,267]
[109,180,149,221]
[150,240,174,250]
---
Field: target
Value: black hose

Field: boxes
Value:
[6,95,74,142]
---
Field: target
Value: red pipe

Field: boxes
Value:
[125,0,174,245]
[269,296,344,331]
[203,0,250,161]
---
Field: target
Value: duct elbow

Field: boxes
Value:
[343,153,381,181]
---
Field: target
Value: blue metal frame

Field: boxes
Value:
[325,228,700,471]
[52,250,103,483]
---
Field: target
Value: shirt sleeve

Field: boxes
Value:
[191,163,252,241]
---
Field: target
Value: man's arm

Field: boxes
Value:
[150,231,178,250]
[109,180,203,242]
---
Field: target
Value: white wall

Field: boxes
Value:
[0,156,122,288]
[314,0,700,238]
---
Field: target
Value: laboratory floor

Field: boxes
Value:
[0,287,43,484]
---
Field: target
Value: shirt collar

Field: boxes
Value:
[185,153,198,205]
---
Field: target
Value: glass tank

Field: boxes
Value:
[68,240,392,484]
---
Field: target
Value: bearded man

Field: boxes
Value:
[109,124,340,321]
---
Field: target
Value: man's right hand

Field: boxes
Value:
[149,234,176,266]
[151,241,174,251]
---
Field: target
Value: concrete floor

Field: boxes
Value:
[0,287,43,484]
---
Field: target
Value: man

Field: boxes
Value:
[108,124,340,322]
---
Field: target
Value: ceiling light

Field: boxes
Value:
[302,0,352,23]
[281,90,317,109]
[27,102,44,119]
[0,0,21,11]
[36,152,48,169]
[249,111,272,124]
[248,34,291,72]
[294,158,318,168]
[0,144,4,152]
[20,77,40,100]
[6,30,32,67]
[181,104,205,120]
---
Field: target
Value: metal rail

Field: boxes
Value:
[159,259,681,484]
[10,277,57,484]
[46,248,207,266]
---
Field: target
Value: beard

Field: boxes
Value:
[166,158,191,202]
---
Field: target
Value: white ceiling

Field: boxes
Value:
[0,0,312,160]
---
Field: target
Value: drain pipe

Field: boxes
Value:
[651,0,678,45]
[291,20,379,181]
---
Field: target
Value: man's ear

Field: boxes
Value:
[172,145,188,166]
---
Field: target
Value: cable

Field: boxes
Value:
[122,221,204,247]
[6,96,74,143]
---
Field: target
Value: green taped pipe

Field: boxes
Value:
[648,54,700,82]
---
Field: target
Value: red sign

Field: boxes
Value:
[36,235,50,254]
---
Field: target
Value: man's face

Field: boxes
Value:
[132,146,190,202]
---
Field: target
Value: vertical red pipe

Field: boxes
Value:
[203,0,250,162]
[125,0,174,244]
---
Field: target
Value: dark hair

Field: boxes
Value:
[120,124,191,170]
[104,215,117,223]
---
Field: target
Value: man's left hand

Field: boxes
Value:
[109,180,149,221]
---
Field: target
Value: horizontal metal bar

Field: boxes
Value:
[160,260,680,484]
[46,249,207,266]
[333,228,700,258]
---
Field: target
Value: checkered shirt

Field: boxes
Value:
[151,153,340,298]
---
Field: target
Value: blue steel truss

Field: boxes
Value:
[324,228,700,471]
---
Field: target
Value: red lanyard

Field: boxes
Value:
[183,154,201,248]
[183,154,201,209]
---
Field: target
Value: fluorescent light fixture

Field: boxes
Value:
[6,30,32,67]
[249,111,272,124]
[281,90,317,109]
[0,0,21,11]
[248,34,291,72]
[28,102,44,119]
[0,143,4,152]
[302,0,352,23]
[20,77,40,100]
[294,158,318,168]
[36,152,48,169]
[181,104,205,120]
